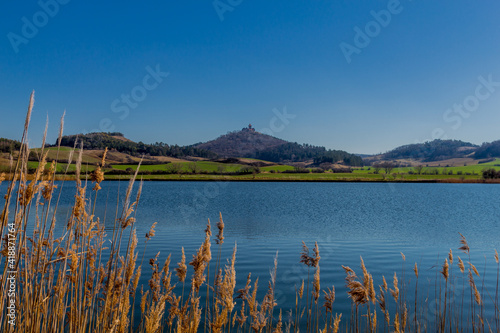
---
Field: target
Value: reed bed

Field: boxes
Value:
[0,93,499,332]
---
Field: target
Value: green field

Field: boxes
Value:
[352,158,500,175]
[111,161,245,173]
[32,147,102,164]
[27,161,96,173]
[260,165,295,172]
[101,171,488,182]
[7,156,500,183]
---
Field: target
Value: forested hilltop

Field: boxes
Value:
[367,139,479,163]
[0,138,21,153]
[59,132,217,159]
[474,140,500,159]
[54,130,363,166]
[252,142,363,166]
[195,125,364,166]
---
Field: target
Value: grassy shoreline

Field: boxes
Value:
[2,172,500,183]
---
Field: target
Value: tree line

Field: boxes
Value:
[381,139,478,162]
[252,142,364,166]
[474,140,500,159]
[58,133,217,159]
[0,138,21,153]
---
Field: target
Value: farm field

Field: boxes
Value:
[3,149,500,183]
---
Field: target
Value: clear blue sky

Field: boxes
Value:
[1,0,500,154]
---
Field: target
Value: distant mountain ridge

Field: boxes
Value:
[4,130,500,167]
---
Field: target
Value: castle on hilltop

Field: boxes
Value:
[242,124,256,132]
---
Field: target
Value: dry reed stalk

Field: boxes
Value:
[458,256,465,273]
[332,313,342,333]
[265,251,279,331]
[413,262,419,332]
[246,277,266,333]
[469,272,481,306]
[495,249,500,333]
[40,114,49,158]
[382,275,388,292]
[272,310,282,333]
[441,258,449,281]
[216,212,224,245]
[323,286,335,313]
[390,273,399,304]
[211,245,237,333]
[189,221,211,294]
[459,233,470,254]
[313,266,320,304]
[295,279,304,330]
[300,241,315,332]
[211,213,224,333]
[57,110,65,148]
[469,262,480,277]
[312,264,320,332]
[342,265,367,305]
[175,247,187,286]
[440,258,450,332]
[342,263,368,333]
[378,285,390,332]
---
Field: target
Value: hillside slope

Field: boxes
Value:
[0,138,21,153]
[59,132,217,159]
[195,127,287,157]
[474,140,500,159]
[195,126,364,166]
[367,139,478,163]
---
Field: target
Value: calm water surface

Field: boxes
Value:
[4,181,500,328]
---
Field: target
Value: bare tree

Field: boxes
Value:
[378,161,396,175]
[187,162,199,174]
[414,165,424,175]
[167,163,182,174]
[216,165,226,174]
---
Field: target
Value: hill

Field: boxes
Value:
[59,132,217,159]
[0,138,21,153]
[195,125,363,166]
[195,126,287,157]
[474,140,500,159]
[367,139,478,164]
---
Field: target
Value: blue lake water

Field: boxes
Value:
[3,180,500,330]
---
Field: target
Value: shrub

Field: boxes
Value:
[482,168,500,179]
[331,168,352,173]
[283,167,309,174]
